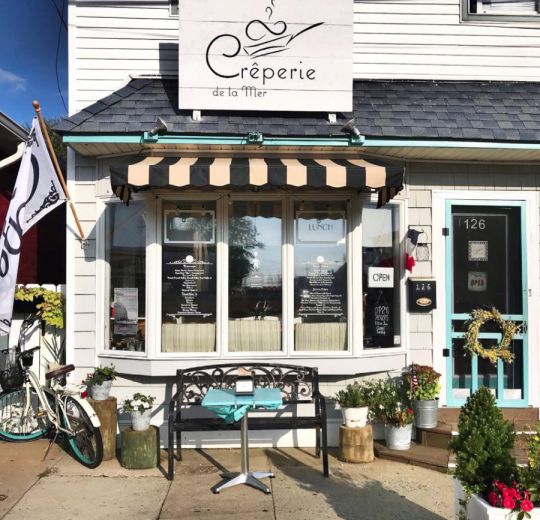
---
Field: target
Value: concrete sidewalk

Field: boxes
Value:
[0,440,454,519]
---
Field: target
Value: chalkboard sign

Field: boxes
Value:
[408,278,437,313]
[365,289,393,348]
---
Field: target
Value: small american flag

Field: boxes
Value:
[410,365,418,392]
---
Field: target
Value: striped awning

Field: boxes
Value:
[110,156,404,206]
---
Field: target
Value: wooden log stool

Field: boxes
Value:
[88,397,117,461]
[120,426,158,469]
[338,424,374,463]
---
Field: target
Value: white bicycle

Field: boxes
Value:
[0,314,103,468]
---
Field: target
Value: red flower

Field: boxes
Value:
[509,488,521,500]
[496,481,505,491]
[521,499,534,513]
[502,497,516,510]
[487,492,498,506]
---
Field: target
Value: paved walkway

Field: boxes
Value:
[0,440,454,519]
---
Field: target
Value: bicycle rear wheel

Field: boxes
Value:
[0,388,50,441]
[63,397,103,468]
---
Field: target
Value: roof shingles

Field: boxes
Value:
[54,79,540,142]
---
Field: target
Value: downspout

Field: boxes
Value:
[0,142,24,170]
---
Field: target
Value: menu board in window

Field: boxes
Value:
[162,250,216,322]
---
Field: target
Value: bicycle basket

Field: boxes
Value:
[0,347,23,391]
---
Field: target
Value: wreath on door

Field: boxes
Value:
[463,307,520,364]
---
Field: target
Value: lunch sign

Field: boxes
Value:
[178,0,353,112]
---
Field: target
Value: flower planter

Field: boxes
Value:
[342,406,369,428]
[384,423,412,450]
[455,480,540,520]
[131,408,152,431]
[412,398,439,429]
[90,379,113,401]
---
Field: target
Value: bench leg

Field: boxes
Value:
[168,428,174,481]
[315,425,321,458]
[176,430,182,461]
[321,424,329,478]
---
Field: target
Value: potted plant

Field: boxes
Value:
[450,387,530,520]
[403,364,441,429]
[84,364,118,400]
[335,383,368,428]
[356,378,400,439]
[122,393,155,431]
[383,403,414,451]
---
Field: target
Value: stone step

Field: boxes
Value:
[416,423,453,450]
[374,440,449,473]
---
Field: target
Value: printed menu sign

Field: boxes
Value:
[113,288,138,335]
[298,260,345,317]
[164,255,214,319]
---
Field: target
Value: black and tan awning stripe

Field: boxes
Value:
[110,156,404,206]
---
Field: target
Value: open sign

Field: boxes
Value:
[468,272,487,292]
[368,267,394,288]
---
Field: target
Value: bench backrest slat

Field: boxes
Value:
[177,363,318,406]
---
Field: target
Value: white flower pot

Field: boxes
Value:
[342,407,369,428]
[384,423,412,450]
[90,379,113,400]
[455,480,540,519]
[131,408,152,431]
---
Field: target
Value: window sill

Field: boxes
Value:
[97,351,407,377]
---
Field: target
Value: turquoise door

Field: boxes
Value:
[445,200,528,407]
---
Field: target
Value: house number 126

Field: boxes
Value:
[463,218,486,230]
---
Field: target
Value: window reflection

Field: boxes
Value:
[294,202,348,351]
[228,201,282,352]
[362,205,400,349]
[105,203,146,352]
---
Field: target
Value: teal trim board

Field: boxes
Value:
[444,199,528,408]
[63,134,540,150]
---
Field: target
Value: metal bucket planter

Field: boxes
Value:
[412,399,439,429]
[131,409,152,431]
[90,379,113,401]
[384,423,412,450]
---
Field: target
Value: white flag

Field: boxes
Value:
[0,118,66,335]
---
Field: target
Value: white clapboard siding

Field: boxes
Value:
[70,0,540,110]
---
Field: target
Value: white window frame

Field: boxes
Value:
[95,189,407,364]
[461,0,540,22]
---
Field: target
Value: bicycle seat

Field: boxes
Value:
[45,364,75,380]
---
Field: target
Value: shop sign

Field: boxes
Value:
[178,0,353,111]
[468,271,487,292]
[296,212,345,243]
[367,267,394,288]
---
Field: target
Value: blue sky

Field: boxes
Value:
[0,0,67,127]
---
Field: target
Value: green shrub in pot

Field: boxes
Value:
[335,383,368,428]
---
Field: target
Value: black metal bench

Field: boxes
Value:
[167,363,329,480]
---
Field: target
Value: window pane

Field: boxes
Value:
[228,201,282,352]
[294,202,348,351]
[469,0,537,14]
[161,201,216,352]
[105,202,146,352]
[362,205,400,349]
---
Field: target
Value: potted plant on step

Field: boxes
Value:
[449,387,537,519]
[85,364,118,401]
[403,364,441,429]
[383,402,414,451]
[122,393,155,431]
[335,383,368,428]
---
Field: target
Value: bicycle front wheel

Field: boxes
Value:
[63,397,103,468]
[0,388,50,441]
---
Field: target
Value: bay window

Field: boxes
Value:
[103,194,403,356]
[463,0,540,20]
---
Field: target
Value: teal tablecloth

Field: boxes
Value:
[202,388,282,423]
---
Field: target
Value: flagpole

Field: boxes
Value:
[32,100,85,242]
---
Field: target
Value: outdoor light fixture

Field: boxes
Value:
[149,117,168,136]
[340,119,365,144]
